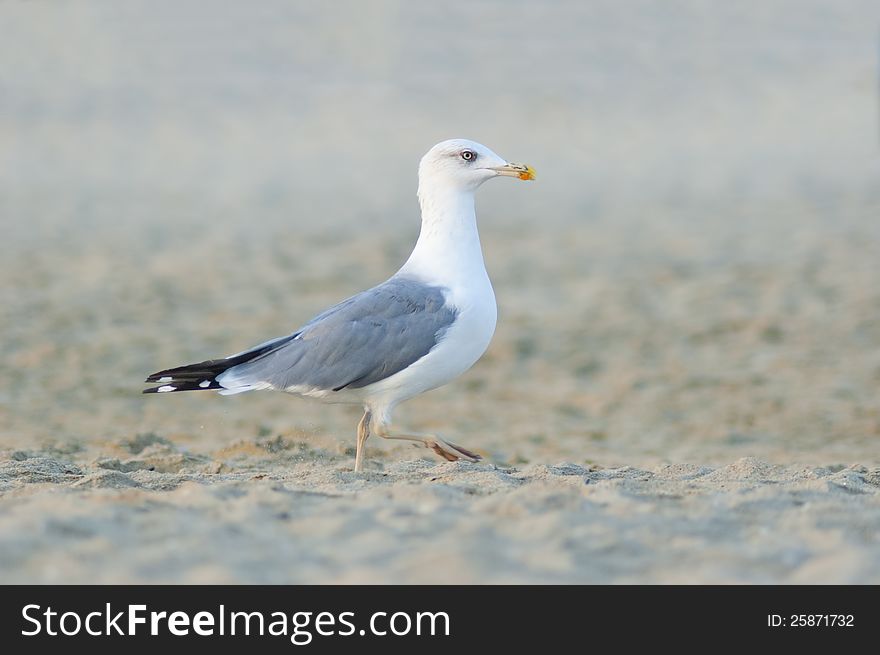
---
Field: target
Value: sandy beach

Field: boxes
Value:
[2,1,879,584]
[3,203,879,584]
[2,451,879,583]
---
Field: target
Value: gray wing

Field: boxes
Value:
[217,276,458,393]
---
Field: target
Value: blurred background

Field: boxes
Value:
[2,0,879,466]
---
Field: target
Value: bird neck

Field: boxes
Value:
[399,185,488,286]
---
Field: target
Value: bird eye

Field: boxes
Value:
[460,150,476,162]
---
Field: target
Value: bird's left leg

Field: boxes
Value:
[370,416,481,463]
[354,409,371,473]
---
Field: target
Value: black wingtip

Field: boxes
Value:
[141,378,224,394]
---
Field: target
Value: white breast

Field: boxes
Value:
[359,170,498,416]
[363,273,497,406]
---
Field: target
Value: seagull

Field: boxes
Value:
[144,139,535,471]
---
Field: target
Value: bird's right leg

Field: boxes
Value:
[354,409,371,473]
[370,417,481,463]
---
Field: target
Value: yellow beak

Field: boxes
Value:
[490,162,536,181]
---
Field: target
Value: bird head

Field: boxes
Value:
[418,139,535,193]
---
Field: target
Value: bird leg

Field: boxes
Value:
[372,422,481,463]
[354,410,371,473]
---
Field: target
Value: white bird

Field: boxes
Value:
[145,139,535,471]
